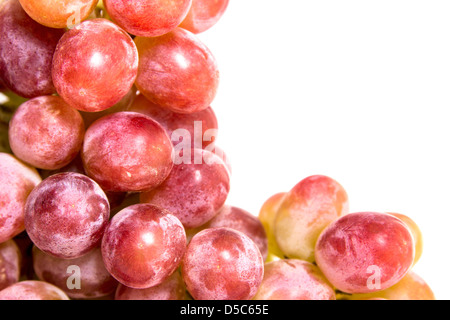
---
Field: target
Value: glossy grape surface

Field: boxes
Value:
[101,204,186,289]
[52,18,138,112]
[315,212,415,294]
[135,28,219,114]
[82,111,174,192]
[103,0,192,37]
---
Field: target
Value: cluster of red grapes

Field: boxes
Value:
[0,0,434,301]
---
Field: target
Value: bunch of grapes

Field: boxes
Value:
[0,0,434,301]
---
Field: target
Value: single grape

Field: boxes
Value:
[52,18,138,112]
[134,28,219,114]
[274,175,349,262]
[342,271,435,300]
[0,0,64,98]
[140,148,230,229]
[258,192,287,261]
[115,271,186,300]
[0,153,42,243]
[103,0,192,37]
[0,280,70,300]
[24,172,110,259]
[180,0,229,34]
[181,227,264,300]
[8,95,85,170]
[315,212,415,294]
[0,239,21,291]
[33,246,118,299]
[18,0,99,28]
[82,111,174,192]
[253,259,336,300]
[204,205,268,261]
[101,204,186,289]
[127,94,218,150]
[388,212,423,265]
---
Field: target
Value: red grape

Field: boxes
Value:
[315,212,415,294]
[82,111,174,192]
[140,148,230,229]
[8,95,85,170]
[33,246,118,299]
[115,271,186,300]
[101,204,186,289]
[180,0,230,34]
[0,239,21,291]
[52,18,138,112]
[204,205,268,261]
[24,172,110,259]
[0,153,42,243]
[0,0,64,98]
[134,28,219,114]
[18,0,99,28]
[0,280,70,300]
[182,227,264,300]
[274,175,349,262]
[103,0,192,37]
[127,94,218,150]
[253,259,335,300]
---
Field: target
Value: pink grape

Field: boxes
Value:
[134,28,219,114]
[140,148,230,229]
[24,172,110,259]
[52,18,138,112]
[181,227,264,300]
[180,0,230,34]
[315,211,415,294]
[82,111,174,192]
[0,153,42,243]
[253,259,336,300]
[101,204,186,289]
[127,94,218,150]
[0,239,21,291]
[103,0,192,37]
[115,271,186,300]
[8,95,85,170]
[274,175,349,262]
[0,0,64,98]
[204,205,268,261]
[33,246,118,299]
[0,280,70,300]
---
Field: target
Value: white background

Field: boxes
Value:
[198,0,450,300]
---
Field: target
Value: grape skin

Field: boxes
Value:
[181,227,264,300]
[24,172,110,259]
[0,239,21,291]
[180,0,230,34]
[0,280,70,300]
[8,95,85,170]
[0,153,42,243]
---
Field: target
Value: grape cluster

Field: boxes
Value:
[0,0,434,301]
